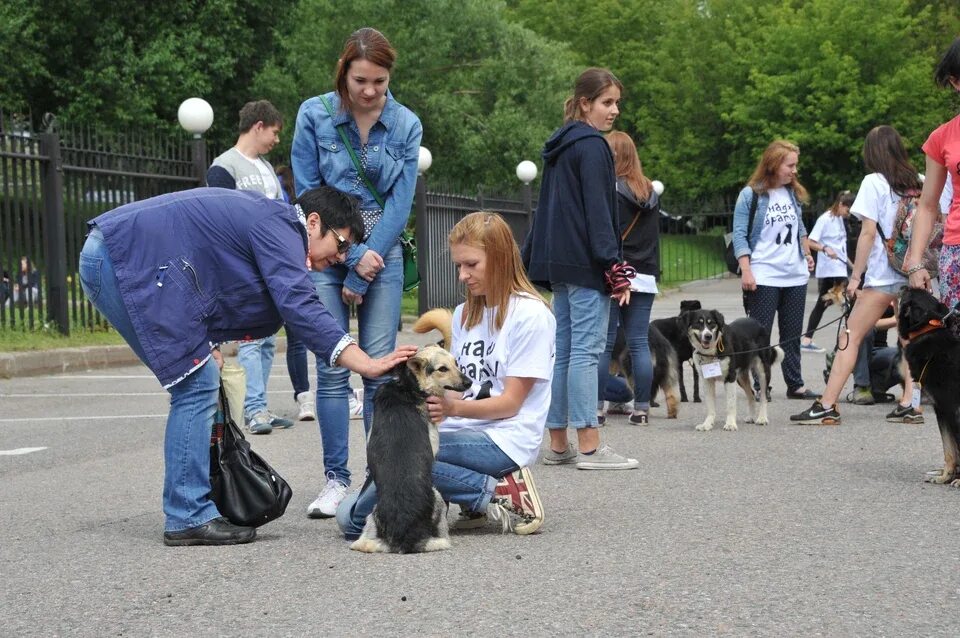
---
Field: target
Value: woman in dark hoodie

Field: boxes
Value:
[522,67,637,471]
[597,131,661,426]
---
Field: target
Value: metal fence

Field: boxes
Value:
[1,113,205,334]
[1,113,831,336]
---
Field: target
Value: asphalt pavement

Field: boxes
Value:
[1,275,959,636]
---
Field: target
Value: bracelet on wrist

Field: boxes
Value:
[905,265,927,276]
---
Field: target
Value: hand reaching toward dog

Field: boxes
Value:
[337,343,418,378]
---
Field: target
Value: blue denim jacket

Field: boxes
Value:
[291,91,422,295]
[731,185,807,260]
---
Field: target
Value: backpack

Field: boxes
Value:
[723,190,758,275]
[875,190,943,278]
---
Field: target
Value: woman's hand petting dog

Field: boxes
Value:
[339,344,419,378]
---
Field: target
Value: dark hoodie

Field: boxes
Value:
[521,121,620,292]
[616,177,660,278]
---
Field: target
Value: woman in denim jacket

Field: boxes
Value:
[731,140,816,400]
[291,27,423,519]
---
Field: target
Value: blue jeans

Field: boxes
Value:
[313,243,403,485]
[547,284,610,429]
[80,229,221,532]
[238,336,276,419]
[604,375,633,403]
[335,429,514,540]
[285,326,310,401]
[598,293,655,412]
[853,337,871,388]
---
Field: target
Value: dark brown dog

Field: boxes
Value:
[650,299,702,402]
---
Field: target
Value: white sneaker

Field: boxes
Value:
[575,444,639,470]
[307,473,348,519]
[296,391,316,421]
[348,388,364,420]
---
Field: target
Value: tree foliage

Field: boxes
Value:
[254,0,579,189]
[509,0,960,204]
[0,0,294,150]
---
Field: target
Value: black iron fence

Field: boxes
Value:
[1,113,831,336]
[1,113,205,334]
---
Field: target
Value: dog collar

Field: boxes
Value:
[907,319,944,341]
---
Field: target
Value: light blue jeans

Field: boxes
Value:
[598,293,655,412]
[80,228,221,532]
[238,335,276,420]
[335,429,514,540]
[547,283,610,429]
[313,243,403,486]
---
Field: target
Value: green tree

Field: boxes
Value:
[0,0,294,151]
[255,0,579,190]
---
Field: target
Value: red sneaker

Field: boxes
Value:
[491,467,544,535]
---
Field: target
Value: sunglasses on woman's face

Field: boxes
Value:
[328,227,351,254]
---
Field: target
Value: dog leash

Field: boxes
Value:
[702,301,854,358]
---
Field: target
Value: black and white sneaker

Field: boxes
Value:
[790,400,841,425]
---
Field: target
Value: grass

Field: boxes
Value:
[1,242,728,351]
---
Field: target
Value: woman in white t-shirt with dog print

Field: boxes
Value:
[336,212,555,538]
[792,125,923,426]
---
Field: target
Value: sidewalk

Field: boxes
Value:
[0,275,835,379]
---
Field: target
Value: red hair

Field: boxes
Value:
[334,28,396,111]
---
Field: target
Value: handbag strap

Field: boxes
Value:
[319,95,385,209]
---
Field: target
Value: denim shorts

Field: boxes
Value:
[864,282,905,296]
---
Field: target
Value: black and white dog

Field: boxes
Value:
[609,324,681,418]
[651,299,702,403]
[351,345,472,553]
[898,288,960,487]
[681,309,782,431]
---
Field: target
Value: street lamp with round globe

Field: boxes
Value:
[516,160,538,185]
[418,147,433,174]
[177,98,214,138]
[652,180,664,196]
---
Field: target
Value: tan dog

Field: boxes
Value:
[413,308,454,350]
[821,281,846,307]
[351,345,471,554]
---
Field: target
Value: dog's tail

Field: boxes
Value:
[770,345,784,366]
[412,308,453,350]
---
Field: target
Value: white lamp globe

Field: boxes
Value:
[178,98,214,137]
[516,160,538,184]
[418,146,433,174]
[651,180,664,196]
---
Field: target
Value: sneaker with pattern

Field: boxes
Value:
[485,467,544,535]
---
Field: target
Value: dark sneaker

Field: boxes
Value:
[846,387,875,405]
[628,412,649,426]
[487,467,544,535]
[268,412,295,429]
[790,400,841,425]
[886,404,924,424]
[542,442,577,465]
[246,411,273,435]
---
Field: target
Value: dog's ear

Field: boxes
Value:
[710,309,725,329]
[678,311,694,331]
[406,353,425,377]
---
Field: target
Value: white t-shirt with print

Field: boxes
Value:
[440,293,555,469]
[749,187,808,287]
[850,172,908,288]
[808,211,848,279]
[238,150,281,201]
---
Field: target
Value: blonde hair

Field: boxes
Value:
[448,212,548,331]
[605,131,652,202]
[747,139,809,203]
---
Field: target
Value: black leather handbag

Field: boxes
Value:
[209,384,292,528]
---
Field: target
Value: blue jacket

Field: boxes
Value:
[90,188,349,387]
[731,185,807,260]
[290,91,422,295]
[521,121,621,292]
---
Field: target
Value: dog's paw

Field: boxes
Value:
[350,538,384,553]
[722,420,738,431]
[744,415,755,424]
[923,470,958,485]
[754,415,769,426]
[423,537,452,552]
[695,419,714,432]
